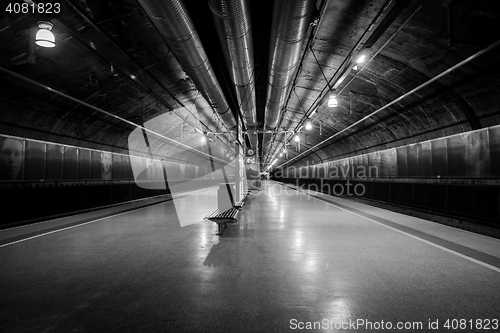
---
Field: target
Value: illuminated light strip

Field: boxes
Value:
[290,185,500,274]
[0,67,227,164]
[277,38,500,169]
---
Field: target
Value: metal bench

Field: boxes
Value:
[204,207,239,235]
[234,199,245,208]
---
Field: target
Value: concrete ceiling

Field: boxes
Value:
[0,0,499,170]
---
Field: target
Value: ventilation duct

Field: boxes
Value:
[137,0,237,131]
[261,0,315,159]
[208,0,258,152]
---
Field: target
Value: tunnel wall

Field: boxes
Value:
[273,125,500,225]
[0,178,227,228]
[0,134,212,182]
[0,134,234,227]
[278,125,500,180]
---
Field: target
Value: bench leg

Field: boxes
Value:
[216,221,226,235]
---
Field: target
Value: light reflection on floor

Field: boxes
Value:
[171,187,218,227]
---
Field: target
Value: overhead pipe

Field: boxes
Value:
[270,0,412,167]
[264,0,330,166]
[277,38,500,168]
[61,1,227,146]
[208,0,258,153]
[261,0,316,159]
[136,0,237,136]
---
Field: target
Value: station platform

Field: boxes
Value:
[1,181,499,332]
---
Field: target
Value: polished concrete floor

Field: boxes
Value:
[1,181,499,332]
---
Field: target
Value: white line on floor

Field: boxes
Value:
[0,210,135,248]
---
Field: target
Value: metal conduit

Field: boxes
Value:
[261,0,316,158]
[277,38,500,169]
[62,0,233,152]
[208,0,258,152]
[136,0,237,133]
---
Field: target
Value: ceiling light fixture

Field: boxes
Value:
[294,135,300,142]
[305,121,312,130]
[201,136,207,143]
[355,54,366,63]
[35,21,55,48]
[328,94,338,107]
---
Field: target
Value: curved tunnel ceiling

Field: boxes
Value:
[0,0,499,170]
[273,0,500,168]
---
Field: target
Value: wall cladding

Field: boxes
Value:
[273,125,500,225]
[0,134,219,183]
[0,134,233,227]
[279,124,500,182]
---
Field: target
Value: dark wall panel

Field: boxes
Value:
[387,149,397,177]
[447,185,499,220]
[418,141,432,176]
[447,135,467,177]
[46,144,63,180]
[431,138,448,177]
[465,130,490,177]
[112,154,121,179]
[379,151,390,177]
[407,144,419,177]
[412,184,447,210]
[63,147,78,180]
[396,147,408,177]
[112,183,132,201]
[121,155,133,179]
[362,154,369,174]
[489,126,500,176]
[371,182,390,200]
[79,149,91,179]
[46,186,86,214]
[24,141,45,181]
[389,182,413,204]
[86,185,113,206]
[91,151,101,180]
